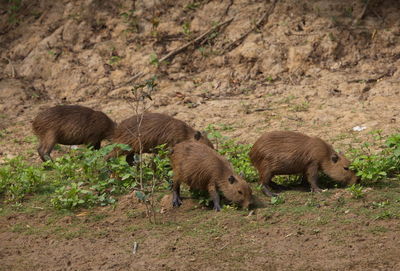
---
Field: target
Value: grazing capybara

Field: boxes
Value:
[171,141,252,211]
[249,131,359,196]
[32,105,116,161]
[105,113,213,164]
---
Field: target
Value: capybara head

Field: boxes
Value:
[322,152,359,185]
[193,131,214,149]
[221,175,253,209]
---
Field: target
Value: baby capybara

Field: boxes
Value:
[171,141,252,211]
[249,131,359,196]
[32,105,116,161]
[105,113,213,164]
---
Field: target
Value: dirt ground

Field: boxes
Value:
[1,0,400,270]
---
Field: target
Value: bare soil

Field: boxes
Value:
[1,0,400,270]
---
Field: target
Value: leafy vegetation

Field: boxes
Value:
[0,144,171,210]
[350,132,400,184]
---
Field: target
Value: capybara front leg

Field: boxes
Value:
[306,164,322,193]
[172,180,182,207]
[208,184,221,211]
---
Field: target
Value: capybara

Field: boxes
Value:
[249,131,359,196]
[105,113,214,164]
[171,141,252,211]
[32,105,116,161]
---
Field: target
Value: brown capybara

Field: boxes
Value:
[105,113,214,164]
[32,105,116,161]
[249,131,359,196]
[171,141,252,211]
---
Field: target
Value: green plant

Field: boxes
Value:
[290,101,309,112]
[185,2,200,10]
[182,22,191,36]
[350,133,400,184]
[149,53,159,66]
[271,195,285,205]
[0,156,46,202]
[109,55,123,65]
[48,144,138,209]
[120,9,140,33]
[346,184,364,199]
[7,0,22,24]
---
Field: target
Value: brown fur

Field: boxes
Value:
[32,105,116,161]
[249,131,358,196]
[106,113,214,162]
[171,141,252,211]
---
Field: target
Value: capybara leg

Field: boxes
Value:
[300,174,309,187]
[306,164,322,193]
[172,181,182,207]
[92,142,101,150]
[126,153,136,166]
[37,135,56,162]
[260,170,278,197]
[208,185,221,211]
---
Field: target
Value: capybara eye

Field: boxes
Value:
[344,167,349,171]
[238,191,243,195]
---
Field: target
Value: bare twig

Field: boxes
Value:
[223,0,234,17]
[224,0,278,53]
[347,72,390,84]
[112,72,144,91]
[158,18,234,63]
[352,0,370,25]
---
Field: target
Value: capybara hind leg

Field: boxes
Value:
[38,138,56,162]
[91,141,101,150]
[306,164,322,193]
[259,170,278,197]
[208,184,221,211]
[172,181,182,207]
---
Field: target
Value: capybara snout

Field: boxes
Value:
[32,105,115,161]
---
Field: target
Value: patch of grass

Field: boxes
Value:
[289,101,310,112]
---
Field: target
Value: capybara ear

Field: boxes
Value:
[331,153,339,163]
[194,131,202,140]
[228,175,236,184]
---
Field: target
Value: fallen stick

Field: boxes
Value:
[158,18,234,63]
[353,0,370,25]
[224,0,278,53]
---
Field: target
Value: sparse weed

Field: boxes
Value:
[271,195,285,205]
[347,184,364,199]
